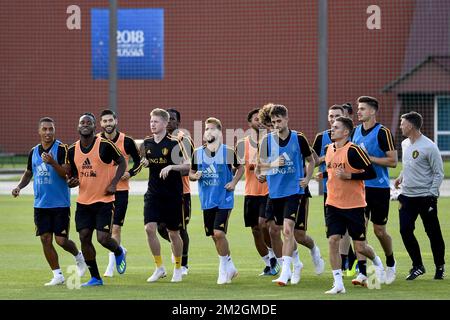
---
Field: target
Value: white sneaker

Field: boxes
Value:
[75,254,88,277]
[217,269,228,285]
[103,252,115,277]
[181,266,189,276]
[385,264,396,284]
[325,284,346,294]
[272,268,292,286]
[375,265,386,284]
[312,253,325,275]
[290,262,303,285]
[226,265,239,284]
[44,275,65,286]
[147,267,167,282]
[171,268,183,282]
[351,273,368,287]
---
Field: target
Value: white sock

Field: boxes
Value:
[332,269,343,287]
[277,257,283,265]
[310,245,318,256]
[219,255,228,272]
[52,269,63,278]
[75,251,84,262]
[268,247,275,259]
[372,255,383,267]
[227,256,236,270]
[281,256,292,275]
[108,252,115,266]
[262,254,271,267]
[291,250,302,267]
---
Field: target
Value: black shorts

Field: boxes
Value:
[295,194,309,231]
[113,190,129,227]
[34,207,71,237]
[144,192,183,231]
[203,207,231,236]
[244,195,268,227]
[325,205,366,241]
[365,187,390,225]
[267,194,301,226]
[75,202,114,233]
[182,193,192,227]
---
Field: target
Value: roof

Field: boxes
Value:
[383,55,450,93]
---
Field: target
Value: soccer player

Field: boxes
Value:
[256,104,283,274]
[259,105,315,286]
[323,116,385,294]
[352,96,398,285]
[12,117,87,286]
[67,113,127,286]
[142,109,190,283]
[190,117,244,284]
[313,105,358,277]
[235,108,277,276]
[98,109,143,277]
[394,111,445,280]
[156,108,194,276]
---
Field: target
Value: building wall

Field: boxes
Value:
[0,0,416,153]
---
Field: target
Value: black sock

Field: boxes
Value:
[357,260,367,276]
[341,254,348,270]
[386,254,395,267]
[348,245,356,266]
[113,246,123,257]
[85,260,101,279]
[182,255,188,267]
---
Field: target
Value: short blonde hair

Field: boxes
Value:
[205,117,222,130]
[150,108,169,122]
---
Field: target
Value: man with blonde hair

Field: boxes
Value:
[190,117,244,284]
[141,108,190,283]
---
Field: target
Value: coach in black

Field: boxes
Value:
[394,111,445,280]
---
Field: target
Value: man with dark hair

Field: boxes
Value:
[67,113,127,286]
[12,117,87,286]
[236,108,277,276]
[394,111,445,280]
[259,105,316,286]
[313,105,357,276]
[99,109,143,277]
[323,116,385,294]
[342,103,353,117]
[352,96,398,285]
[156,108,194,276]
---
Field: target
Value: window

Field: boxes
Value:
[435,96,450,155]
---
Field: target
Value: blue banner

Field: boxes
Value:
[91,8,164,79]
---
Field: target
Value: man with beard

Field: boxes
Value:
[67,113,127,286]
[98,109,143,278]
[190,117,244,284]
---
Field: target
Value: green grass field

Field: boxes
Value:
[1,195,449,300]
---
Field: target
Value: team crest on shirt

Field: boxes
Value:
[412,150,419,159]
[162,147,169,156]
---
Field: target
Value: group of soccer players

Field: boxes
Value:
[12,95,445,293]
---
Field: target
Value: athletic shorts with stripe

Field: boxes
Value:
[266,194,301,226]
[34,207,71,237]
[365,187,390,225]
[203,207,231,236]
[113,190,129,226]
[244,195,268,227]
[325,205,366,241]
[75,202,114,233]
[144,192,183,231]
